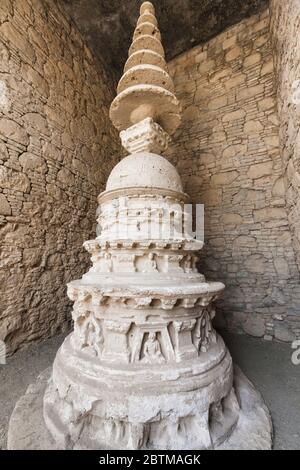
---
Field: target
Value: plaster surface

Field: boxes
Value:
[2,331,299,450]
[7,364,272,450]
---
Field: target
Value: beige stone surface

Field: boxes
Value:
[270,0,300,275]
[166,8,300,341]
[0,0,121,354]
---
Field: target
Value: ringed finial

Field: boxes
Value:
[109,1,181,137]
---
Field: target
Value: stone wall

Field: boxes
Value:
[166,8,300,341]
[0,0,121,353]
[270,0,300,272]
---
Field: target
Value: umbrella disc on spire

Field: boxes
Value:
[109,1,181,136]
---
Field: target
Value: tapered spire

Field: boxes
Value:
[109,1,181,136]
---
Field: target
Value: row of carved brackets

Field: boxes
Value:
[68,286,219,310]
[84,238,204,252]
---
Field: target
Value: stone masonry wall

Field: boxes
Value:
[270,0,300,272]
[0,0,121,353]
[166,8,300,341]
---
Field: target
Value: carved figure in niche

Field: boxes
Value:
[102,252,112,272]
[142,332,165,364]
[74,313,104,357]
[142,253,157,273]
[91,251,103,272]
[192,255,198,271]
[88,317,104,356]
[195,308,217,353]
[183,254,193,273]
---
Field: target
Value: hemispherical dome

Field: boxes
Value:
[106,153,183,192]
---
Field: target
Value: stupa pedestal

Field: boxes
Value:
[8,2,272,450]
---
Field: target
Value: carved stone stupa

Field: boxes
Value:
[8,2,272,450]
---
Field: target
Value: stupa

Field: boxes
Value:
[8,1,272,450]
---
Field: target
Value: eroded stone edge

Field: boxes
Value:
[7,365,272,450]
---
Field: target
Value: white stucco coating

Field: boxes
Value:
[106,152,183,192]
